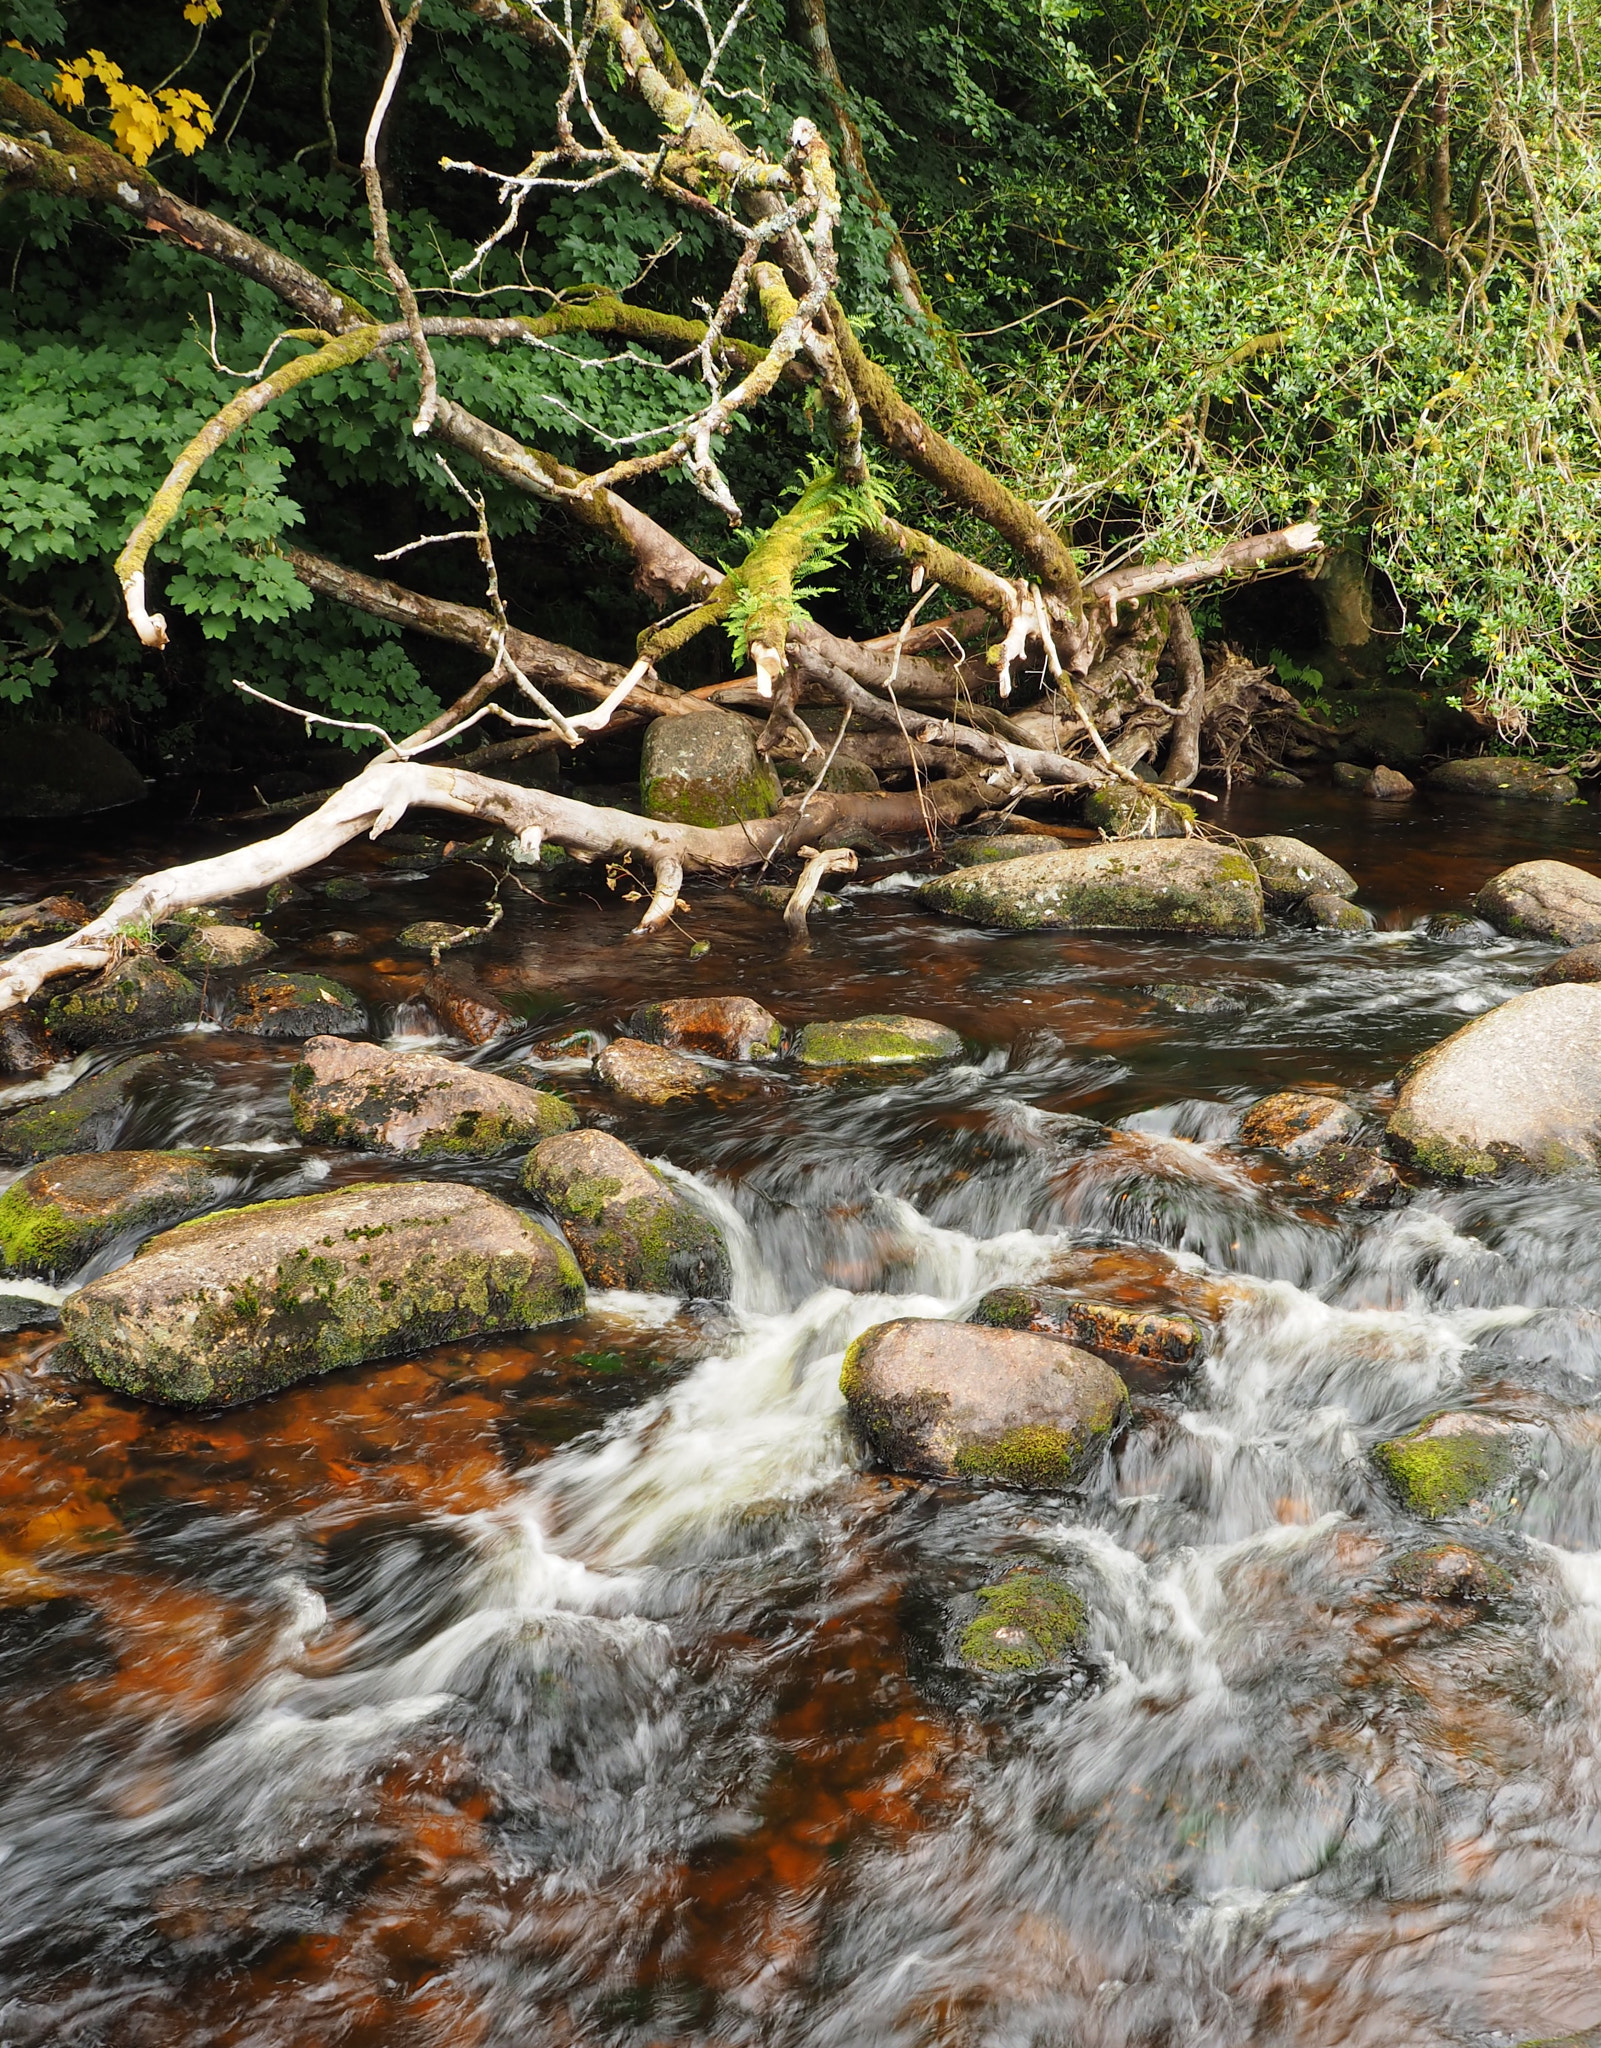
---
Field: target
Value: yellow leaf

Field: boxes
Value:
[182,0,222,21]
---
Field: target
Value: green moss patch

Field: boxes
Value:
[1373,1422,1520,1519]
[793,1014,962,1067]
[958,1571,1086,1673]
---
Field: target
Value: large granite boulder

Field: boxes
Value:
[220,972,367,1039]
[44,957,200,1047]
[1243,836,1358,912]
[0,1150,229,1278]
[920,839,1264,935]
[628,995,782,1061]
[290,1037,576,1157]
[792,1014,963,1067]
[840,1317,1128,1488]
[1474,859,1601,945]
[0,723,147,819]
[0,1053,169,1161]
[640,707,781,827]
[61,1180,584,1407]
[521,1128,731,1298]
[1387,983,1601,1177]
[1430,756,1578,804]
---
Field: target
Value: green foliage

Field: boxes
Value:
[722,462,896,664]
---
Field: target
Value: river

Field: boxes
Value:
[1,779,1599,2048]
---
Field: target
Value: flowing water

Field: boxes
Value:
[2,782,1601,2047]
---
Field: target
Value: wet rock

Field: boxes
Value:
[1389,1542,1511,1604]
[1243,835,1358,912]
[1332,762,1373,790]
[1388,983,1601,1177]
[628,995,782,1062]
[817,821,893,857]
[426,971,513,1045]
[1238,1090,1362,1157]
[1292,1144,1403,1208]
[970,1285,1202,1369]
[921,839,1264,935]
[521,1128,730,1299]
[1534,942,1601,987]
[1474,859,1601,945]
[0,1053,168,1162]
[640,707,781,827]
[1297,890,1375,932]
[44,957,200,1048]
[0,1011,54,1076]
[792,1014,962,1067]
[1082,785,1189,838]
[777,754,879,795]
[0,1150,229,1279]
[61,1179,584,1408]
[306,929,365,958]
[0,1291,59,1334]
[1369,765,1415,800]
[220,972,367,1040]
[178,924,274,970]
[263,880,310,911]
[319,876,370,903]
[1430,756,1578,803]
[1372,1413,1524,1520]
[1142,982,1247,1016]
[397,919,484,957]
[0,895,90,947]
[595,1036,710,1106]
[290,1036,575,1157]
[947,835,1069,867]
[748,882,845,916]
[956,1569,1087,1674]
[0,723,147,819]
[528,1027,606,1066]
[1424,911,1497,943]
[1259,768,1303,788]
[840,1317,1128,1488]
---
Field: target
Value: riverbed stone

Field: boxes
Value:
[44,957,200,1048]
[0,895,90,947]
[1142,982,1248,1016]
[0,1012,54,1075]
[920,840,1265,935]
[1297,890,1375,932]
[220,972,367,1039]
[1474,859,1601,945]
[1388,983,1601,1177]
[970,1285,1202,1369]
[1082,785,1188,838]
[1292,1143,1404,1208]
[1430,756,1578,803]
[840,1317,1128,1488]
[595,1036,709,1106]
[521,1128,730,1298]
[1369,765,1415,801]
[1534,943,1601,987]
[792,1014,962,1067]
[1372,1413,1523,1520]
[0,1053,169,1162]
[290,1036,576,1157]
[426,971,514,1044]
[1238,1090,1362,1157]
[0,1149,230,1278]
[640,707,781,827]
[629,995,783,1061]
[0,723,147,819]
[178,923,274,970]
[1243,835,1358,912]
[60,1179,584,1408]
[1332,762,1373,790]
[947,835,1068,866]
[1390,1542,1512,1605]
[1423,912,1497,943]
[956,1569,1087,1674]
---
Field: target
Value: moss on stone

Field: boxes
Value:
[969,1287,1035,1329]
[957,1571,1086,1673]
[44,958,200,1047]
[0,1055,165,1163]
[792,1015,962,1067]
[954,1424,1090,1489]
[1372,1425,1519,1519]
[1386,1109,1502,1182]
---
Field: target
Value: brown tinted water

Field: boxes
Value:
[3,781,1601,2047]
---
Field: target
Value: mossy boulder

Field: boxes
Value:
[1143,982,1247,1017]
[44,957,200,1048]
[290,1036,576,1157]
[1291,1144,1403,1208]
[0,1149,229,1278]
[178,924,274,969]
[947,835,1067,867]
[1238,1090,1361,1157]
[1372,1413,1523,1519]
[60,1179,584,1407]
[640,707,781,827]
[521,1127,730,1299]
[220,972,367,1039]
[840,1317,1128,1488]
[628,995,783,1061]
[1297,890,1374,933]
[792,1014,962,1067]
[1243,835,1358,912]
[1387,984,1601,1178]
[595,1036,710,1106]
[1430,756,1578,804]
[956,1569,1087,1674]
[1083,785,1189,838]
[970,1285,1201,1370]
[1475,859,1601,945]
[0,1053,169,1161]
[0,894,89,947]
[920,839,1264,935]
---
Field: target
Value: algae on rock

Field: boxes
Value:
[957,1570,1087,1674]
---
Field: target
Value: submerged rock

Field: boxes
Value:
[0,723,147,819]
[970,1285,1202,1369]
[640,707,781,827]
[1534,942,1601,987]
[521,1128,730,1298]
[1297,890,1375,933]
[840,1318,1128,1488]
[629,995,782,1061]
[0,1149,229,1278]
[1292,1144,1403,1208]
[1430,756,1577,803]
[1388,983,1601,1177]
[1243,835,1358,912]
[921,840,1264,936]
[61,1180,584,1407]
[307,929,365,958]
[397,919,482,957]
[1238,1091,1362,1157]
[221,972,367,1039]
[1423,911,1497,943]
[1372,1413,1523,1520]
[0,1053,168,1161]
[595,1036,709,1106]
[319,876,370,903]
[1389,1542,1512,1604]
[1082,785,1188,838]
[0,1011,54,1076]
[792,1014,962,1067]
[178,924,274,970]
[956,1569,1087,1675]
[44,957,200,1047]
[1474,859,1601,945]
[1142,981,1248,1017]
[290,1037,575,1157]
